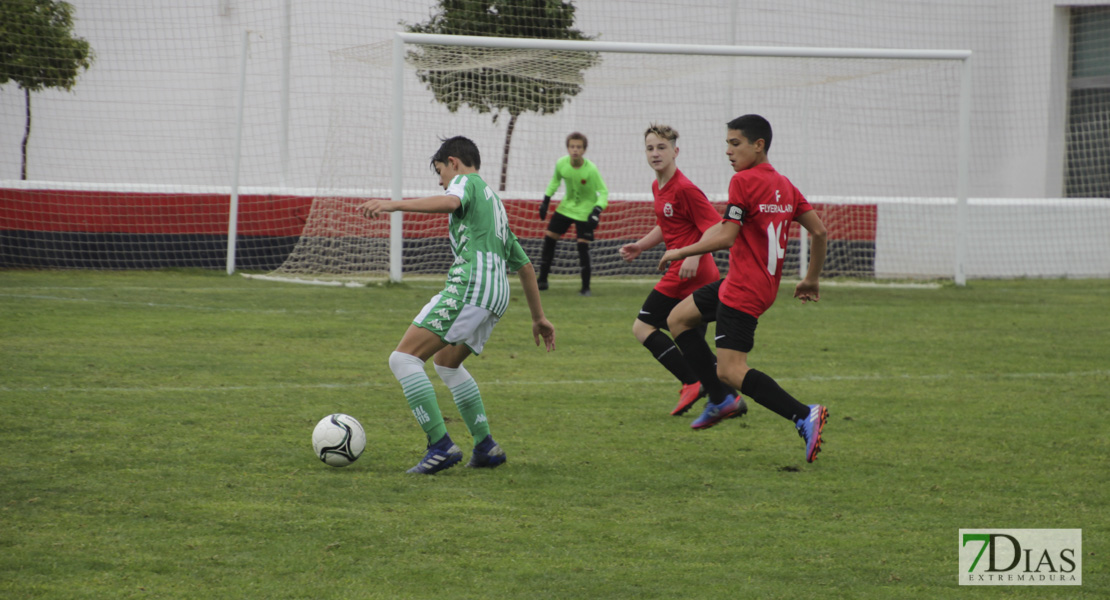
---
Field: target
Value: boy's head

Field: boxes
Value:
[644,123,679,175]
[566,131,588,151]
[726,114,771,172]
[430,136,481,171]
[430,136,480,188]
[566,131,588,163]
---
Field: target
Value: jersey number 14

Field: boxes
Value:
[766,221,787,276]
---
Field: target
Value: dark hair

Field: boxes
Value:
[727,114,772,153]
[430,136,481,170]
[566,131,588,150]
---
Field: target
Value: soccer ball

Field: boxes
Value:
[311,413,366,467]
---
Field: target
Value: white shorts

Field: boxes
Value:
[412,294,500,355]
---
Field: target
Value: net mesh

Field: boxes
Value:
[270,41,965,281]
[3,1,1107,278]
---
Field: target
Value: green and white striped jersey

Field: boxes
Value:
[441,173,530,317]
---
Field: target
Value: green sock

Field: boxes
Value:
[397,371,447,445]
[449,378,491,444]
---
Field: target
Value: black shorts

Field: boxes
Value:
[636,290,683,330]
[715,301,759,353]
[691,280,723,321]
[638,284,720,330]
[547,211,596,242]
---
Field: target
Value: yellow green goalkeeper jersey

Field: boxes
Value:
[442,173,531,318]
[544,156,609,221]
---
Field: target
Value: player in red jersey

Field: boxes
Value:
[659,114,830,462]
[620,124,739,416]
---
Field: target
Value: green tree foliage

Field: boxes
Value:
[0,0,94,179]
[404,1,599,190]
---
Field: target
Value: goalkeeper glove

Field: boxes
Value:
[539,196,551,220]
[588,206,603,227]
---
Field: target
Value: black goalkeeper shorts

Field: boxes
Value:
[547,211,595,242]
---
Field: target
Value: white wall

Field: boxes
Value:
[874,198,1110,278]
[1,0,1107,198]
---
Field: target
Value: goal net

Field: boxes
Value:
[267,34,973,284]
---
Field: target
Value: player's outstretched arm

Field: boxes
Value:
[794,210,828,303]
[358,194,461,219]
[620,226,663,262]
[516,262,556,351]
[658,221,738,271]
[674,222,720,277]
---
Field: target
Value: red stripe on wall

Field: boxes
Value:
[1,188,876,241]
[0,188,313,237]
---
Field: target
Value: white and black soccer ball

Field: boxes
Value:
[312,413,366,467]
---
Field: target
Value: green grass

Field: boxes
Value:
[1,270,1107,599]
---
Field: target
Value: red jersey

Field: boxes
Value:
[653,169,721,298]
[719,163,812,317]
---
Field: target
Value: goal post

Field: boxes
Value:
[394,33,974,285]
[265,33,974,285]
[955,55,974,287]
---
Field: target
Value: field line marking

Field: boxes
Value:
[0,287,260,292]
[0,293,416,314]
[0,293,295,314]
[3,370,1106,395]
[0,292,651,314]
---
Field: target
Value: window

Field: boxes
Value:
[1066,6,1110,198]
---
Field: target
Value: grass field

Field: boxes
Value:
[1,270,1107,599]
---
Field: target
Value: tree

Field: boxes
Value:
[0,0,93,180]
[404,0,599,190]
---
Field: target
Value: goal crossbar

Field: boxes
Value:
[389,33,974,283]
[396,32,972,61]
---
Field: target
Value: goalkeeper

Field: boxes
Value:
[537,132,609,296]
[358,136,556,475]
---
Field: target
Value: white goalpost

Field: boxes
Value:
[262,33,975,286]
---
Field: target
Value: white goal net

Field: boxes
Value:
[4,3,1109,281]
[268,34,975,284]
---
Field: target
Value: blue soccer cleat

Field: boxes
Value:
[406,435,463,474]
[466,435,507,469]
[690,394,748,430]
[795,404,828,463]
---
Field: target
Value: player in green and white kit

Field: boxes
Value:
[359,136,556,474]
[537,132,609,296]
